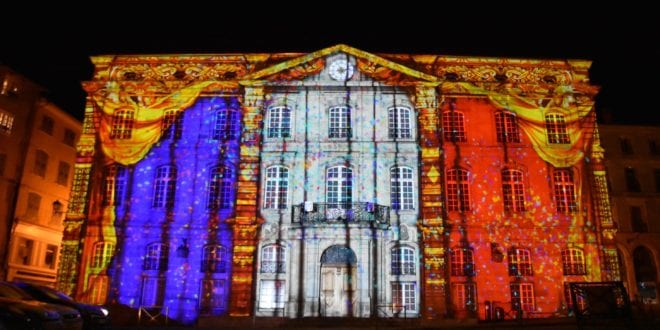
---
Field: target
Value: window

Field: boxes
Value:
[649,140,660,156]
[510,283,535,312]
[453,283,477,311]
[63,129,76,147]
[104,165,127,206]
[144,243,168,271]
[89,275,109,305]
[545,113,570,144]
[624,167,641,192]
[391,246,416,275]
[162,109,183,140]
[392,282,417,312]
[561,248,586,275]
[655,169,660,193]
[40,115,55,135]
[450,248,475,276]
[564,282,586,312]
[211,109,240,140]
[603,248,622,281]
[263,166,288,209]
[443,111,466,142]
[33,150,48,177]
[508,248,533,276]
[0,153,6,176]
[446,168,470,212]
[208,166,234,210]
[56,161,70,186]
[267,106,291,138]
[110,109,135,139]
[259,280,285,309]
[495,111,520,143]
[261,245,285,273]
[329,106,351,138]
[0,109,14,135]
[26,192,41,220]
[391,167,414,210]
[141,277,165,307]
[502,169,525,212]
[202,245,226,273]
[92,242,115,269]
[200,279,226,314]
[153,165,176,208]
[630,206,647,232]
[388,106,412,139]
[553,168,577,213]
[14,237,34,265]
[326,166,352,209]
[620,138,633,155]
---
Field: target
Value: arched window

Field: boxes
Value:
[326,166,352,209]
[495,111,520,143]
[391,167,414,210]
[450,248,475,276]
[508,248,533,276]
[267,106,291,138]
[202,245,227,273]
[633,246,658,283]
[264,166,288,209]
[261,245,285,273]
[91,242,115,269]
[446,168,470,212]
[152,166,176,208]
[104,165,127,206]
[211,108,240,140]
[554,168,577,213]
[144,243,168,271]
[388,106,412,139]
[328,106,351,138]
[502,169,525,212]
[208,166,234,210]
[561,248,586,275]
[391,246,416,275]
[110,109,135,139]
[545,113,570,144]
[443,111,466,142]
[162,109,183,140]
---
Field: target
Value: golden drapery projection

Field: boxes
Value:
[443,82,594,168]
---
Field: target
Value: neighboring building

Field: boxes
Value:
[0,65,81,286]
[58,45,615,323]
[599,124,660,306]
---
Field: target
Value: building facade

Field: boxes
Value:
[58,45,616,323]
[599,124,660,306]
[0,65,81,286]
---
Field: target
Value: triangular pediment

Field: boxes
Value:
[241,44,438,84]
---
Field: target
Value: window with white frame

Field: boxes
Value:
[162,109,183,140]
[453,283,476,311]
[502,169,525,212]
[443,110,466,142]
[153,166,176,208]
[554,168,577,213]
[104,165,127,206]
[261,245,285,273]
[388,106,412,139]
[326,166,352,209]
[144,243,168,271]
[392,282,417,312]
[208,166,234,210]
[329,106,351,138]
[446,168,470,212]
[259,280,285,309]
[510,283,535,312]
[202,245,226,273]
[141,276,165,307]
[264,166,288,209]
[110,109,135,139]
[450,248,475,276]
[89,275,109,305]
[92,242,115,269]
[200,279,226,314]
[561,248,586,275]
[508,248,533,276]
[391,167,414,210]
[267,106,291,138]
[495,111,520,143]
[391,246,416,275]
[211,109,240,140]
[545,113,570,144]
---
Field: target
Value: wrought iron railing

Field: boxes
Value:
[292,202,390,226]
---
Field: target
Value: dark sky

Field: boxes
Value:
[2,9,658,125]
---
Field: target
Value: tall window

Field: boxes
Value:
[63,129,76,147]
[564,282,587,311]
[391,167,414,210]
[649,139,660,155]
[620,137,633,155]
[495,111,520,143]
[104,165,127,206]
[388,106,412,139]
[446,168,470,212]
[211,109,240,140]
[603,248,622,281]
[328,106,351,138]
[110,109,135,139]
[144,243,168,271]
[502,169,525,212]
[56,161,70,186]
[208,166,234,210]
[40,115,54,135]
[392,282,417,312]
[630,206,647,232]
[153,166,176,208]
[92,242,115,269]
[33,150,48,177]
[44,244,58,269]
[450,248,475,276]
[561,248,586,275]
[267,106,291,138]
[14,237,34,265]
[26,193,41,220]
[89,275,109,305]
[264,166,288,209]
[443,111,466,142]
[261,245,285,273]
[545,113,570,144]
[510,283,535,312]
[624,167,641,192]
[200,279,226,314]
[202,245,226,273]
[326,166,352,209]
[162,109,183,140]
[141,277,165,307]
[259,280,285,309]
[508,248,533,276]
[0,109,14,135]
[654,169,660,193]
[553,168,577,213]
[453,283,476,311]
[391,246,416,275]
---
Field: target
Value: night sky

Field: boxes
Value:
[2,9,658,125]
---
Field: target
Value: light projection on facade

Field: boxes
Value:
[57,45,616,323]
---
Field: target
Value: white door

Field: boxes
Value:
[320,265,355,316]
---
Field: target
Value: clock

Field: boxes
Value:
[328,59,354,81]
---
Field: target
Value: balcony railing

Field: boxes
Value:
[292,202,390,226]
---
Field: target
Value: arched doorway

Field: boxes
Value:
[633,246,658,303]
[320,245,357,317]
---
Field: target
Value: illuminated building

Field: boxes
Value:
[0,65,81,286]
[57,45,615,323]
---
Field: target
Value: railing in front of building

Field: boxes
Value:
[292,202,390,226]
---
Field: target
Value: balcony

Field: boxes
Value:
[292,202,390,227]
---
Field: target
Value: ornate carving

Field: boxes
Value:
[109,62,250,81]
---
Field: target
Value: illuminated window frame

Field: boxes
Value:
[391,167,415,210]
[261,245,286,273]
[553,168,577,213]
[91,242,115,269]
[388,106,413,139]
[33,150,48,178]
[89,275,109,305]
[453,283,477,311]
[564,282,587,312]
[450,247,475,276]
[495,111,520,143]
[211,108,240,140]
[104,165,127,206]
[152,165,177,208]
[162,109,183,140]
[328,106,351,138]
[392,282,417,312]
[201,245,226,273]
[326,165,353,209]
[442,110,466,142]
[545,113,570,144]
[267,106,291,138]
[510,283,535,312]
[110,109,135,140]
[141,276,165,307]
[264,166,289,209]
[561,248,586,275]
[508,248,533,276]
[208,166,234,210]
[143,243,169,271]
[446,168,470,212]
[0,109,14,135]
[259,279,285,309]
[502,169,525,212]
[199,279,226,314]
[391,246,416,275]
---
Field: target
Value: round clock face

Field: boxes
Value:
[328,59,354,81]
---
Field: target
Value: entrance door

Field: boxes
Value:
[319,245,358,317]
